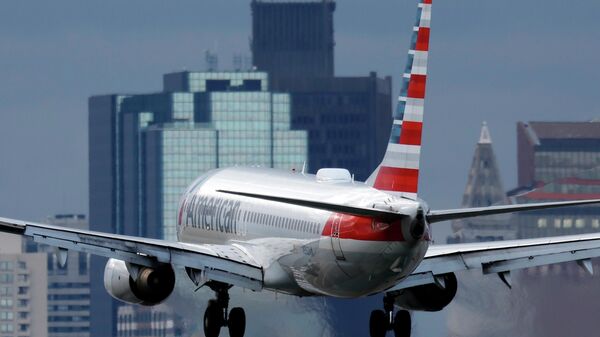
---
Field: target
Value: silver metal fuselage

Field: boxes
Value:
[176,167,430,298]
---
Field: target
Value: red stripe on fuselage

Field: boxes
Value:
[321,213,404,242]
[373,167,419,193]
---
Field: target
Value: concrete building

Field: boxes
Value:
[251,0,335,80]
[88,71,307,336]
[0,234,47,337]
[24,215,90,337]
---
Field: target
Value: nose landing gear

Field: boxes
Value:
[203,282,246,337]
[369,294,411,337]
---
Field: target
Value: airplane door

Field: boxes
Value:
[330,213,346,261]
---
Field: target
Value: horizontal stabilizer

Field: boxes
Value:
[217,190,402,220]
[427,199,600,223]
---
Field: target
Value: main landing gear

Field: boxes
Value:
[369,294,411,337]
[203,282,246,337]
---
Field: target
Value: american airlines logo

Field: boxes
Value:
[182,195,242,234]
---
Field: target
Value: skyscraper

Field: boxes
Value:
[448,123,515,243]
[251,1,392,181]
[251,0,335,80]
[272,73,392,181]
[88,71,307,336]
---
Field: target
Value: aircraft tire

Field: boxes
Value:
[204,300,223,337]
[369,310,387,337]
[393,310,411,337]
[228,307,246,337]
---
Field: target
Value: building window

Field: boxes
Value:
[79,252,88,276]
[0,323,13,332]
[0,274,12,284]
[0,311,13,320]
[575,218,586,229]
[593,219,600,229]
[0,299,13,307]
[553,219,561,229]
[536,218,547,228]
[0,262,13,271]
[563,218,573,229]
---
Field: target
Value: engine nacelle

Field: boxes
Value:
[391,273,457,312]
[104,258,176,306]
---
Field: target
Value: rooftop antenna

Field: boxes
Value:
[205,50,218,72]
[233,53,242,72]
[244,56,253,71]
[301,161,307,175]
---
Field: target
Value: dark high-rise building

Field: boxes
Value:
[251,1,392,181]
[251,0,335,80]
[272,74,392,181]
[88,71,307,337]
[248,3,392,336]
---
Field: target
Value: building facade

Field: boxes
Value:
[88,71,307,336]
[271,74,392,181]
[513,121,600,239]
[0,235,47,337]
[251,0,335,81]
[25,215,91,337]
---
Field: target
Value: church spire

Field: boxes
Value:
[479,121,492,144]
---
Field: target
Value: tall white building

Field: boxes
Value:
[0,234,47,337]
[25,214,90,337]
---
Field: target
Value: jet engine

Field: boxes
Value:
[391,273,457,312]
[104,258,176,306]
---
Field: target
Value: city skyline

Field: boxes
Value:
[1,1,600,224]
[1,2,600,336]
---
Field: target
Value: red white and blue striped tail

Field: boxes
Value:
[367,0,431,200]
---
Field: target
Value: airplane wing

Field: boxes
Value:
[0,216,263,291]
[390,233,600,291]
[426,199,600,223]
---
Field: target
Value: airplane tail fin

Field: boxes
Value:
[368,0,432,200]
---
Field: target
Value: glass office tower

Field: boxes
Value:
[88,71,307,337]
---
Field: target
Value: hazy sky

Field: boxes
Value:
[1,1,600,336]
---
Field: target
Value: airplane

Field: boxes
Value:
[3,0,600,337]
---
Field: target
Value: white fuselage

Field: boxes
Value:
[176,167,430,298]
